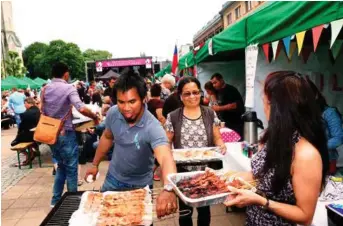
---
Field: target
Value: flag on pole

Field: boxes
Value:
[171,45,178,75]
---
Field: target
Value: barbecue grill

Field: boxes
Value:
[40,188,139,226]
[40,192,83,226]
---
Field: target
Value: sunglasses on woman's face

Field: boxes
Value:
[182,90,201,97]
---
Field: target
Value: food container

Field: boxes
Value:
[68,187,153,226]
[172,147,225,164]
[167,171,231,208]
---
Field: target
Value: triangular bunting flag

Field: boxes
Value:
[302,46,312,64]
[331,40,343,59]
[262,43,270,63]
[296,31,306,55]
[312,25,324,52]
[330,19,343,48]
[271,41,279,61]
[288,42,297,61]
[283,36,291,57]
[208,38,213,55]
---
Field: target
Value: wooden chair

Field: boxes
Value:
[10,142,42,169]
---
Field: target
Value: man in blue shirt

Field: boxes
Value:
[8,87,26,126]
[85,69,178,218]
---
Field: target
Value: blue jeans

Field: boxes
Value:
[50,131,78,205]
[101,172,152,192]
[14,113,21,126]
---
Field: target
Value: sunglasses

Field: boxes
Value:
[182,90,201,97]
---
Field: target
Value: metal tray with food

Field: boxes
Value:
[167,169,231,207]
[167,169,257,208]
[172,147,224,163]
[68,187,153,226]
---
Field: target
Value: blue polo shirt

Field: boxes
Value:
[106,105,169,185]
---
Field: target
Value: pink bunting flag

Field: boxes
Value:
[312,25,324,52]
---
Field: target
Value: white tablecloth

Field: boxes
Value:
[221,142,342,226]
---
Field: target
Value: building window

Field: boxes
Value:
[235,6,241,19]
[245,1,252,12]
[227,13,232,25]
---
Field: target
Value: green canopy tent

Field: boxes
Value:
[21,77,40,89]
[33,77,47,86]
[246,1,343,45]
[1,80,15,91]
[155,64,172,78]
[3,76,28,89]
[178,1,343,69]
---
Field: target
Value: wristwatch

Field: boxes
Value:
[163,183,174,192]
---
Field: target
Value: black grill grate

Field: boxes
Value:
[40,192,83,226]
[41,188,140,226]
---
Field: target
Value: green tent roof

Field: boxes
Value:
[1,80,14,90]
[178,1,343,69]
[155,64,172,78]
[3,76,28,89]
[21,77,40,89]
[33,77,47,86]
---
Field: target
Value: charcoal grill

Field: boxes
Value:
[40,192,83,226]
[40,188,139,226]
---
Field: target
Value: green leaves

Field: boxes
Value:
[23,41,112,80]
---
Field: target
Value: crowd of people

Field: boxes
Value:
[1,62,343,225]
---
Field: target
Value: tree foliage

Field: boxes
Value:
[23,40,85,80]
[23,41,113,80]
[83,49,112,61]
[4,51,26,77]
[22,42,48,79]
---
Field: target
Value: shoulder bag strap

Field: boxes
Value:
[61,105,73,123]
[40,88,45,116]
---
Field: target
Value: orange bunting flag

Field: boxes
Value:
[312,25,324,52]
[296,31,306,55]
[262,43,270,63]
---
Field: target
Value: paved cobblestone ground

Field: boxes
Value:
[1,128,53,193]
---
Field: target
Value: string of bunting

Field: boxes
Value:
[261,18,343,63]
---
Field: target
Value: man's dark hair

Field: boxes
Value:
[211,73,223,80]
[25,97,36,105]
[150,84,162,97]
[2,96,7,101]
[52,62,69,78]
[114,69,147,100]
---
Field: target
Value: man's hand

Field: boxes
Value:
[156,191,177,218]
[84,165,99,182]
[211,105,221,112]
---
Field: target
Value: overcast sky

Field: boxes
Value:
[11,0,226,60]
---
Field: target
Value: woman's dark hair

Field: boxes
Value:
[177,76,201,96]
[84,95,91,104]
[114,68,147,101]
[150,84,162,97]
[306,78,328,113]
[260,71,329,194]
[92,92,102,107]
[204,81,217,94]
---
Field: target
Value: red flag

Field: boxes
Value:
[171,45,178,74]
[262,43,270,63]
[312,25,324,52]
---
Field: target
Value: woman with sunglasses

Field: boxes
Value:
[164,76,226,226]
